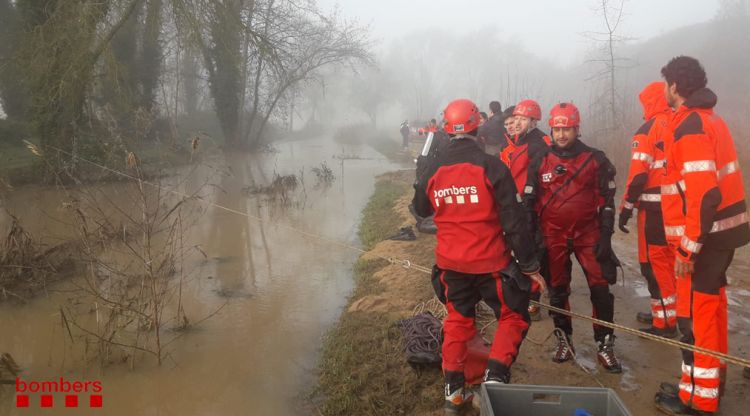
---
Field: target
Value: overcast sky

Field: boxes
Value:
[319,0,719,65]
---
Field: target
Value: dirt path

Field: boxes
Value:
[323,169,750,415]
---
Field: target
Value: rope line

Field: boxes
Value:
[36,143,750,369]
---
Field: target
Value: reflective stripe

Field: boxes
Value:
[632,152,654,163]
[679,382,719,399]
[651,159,666,169]
[710,212,749,233]
[681,235,703,253]
[661,184,679,195]
[682,363,721,379]
[663,295,676,306]
[654,309,677,319]
[652,295,676,306]
[717,161,739,180]
[622,201,634,210]
[682,160,716,174]
[678,180,686,191]
[639,194,661,202]
[665,225,685,237]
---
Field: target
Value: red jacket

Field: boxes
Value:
[413,138,539,274]
[500,128,551,193]
[663,88,750,262]
[621,82,672,214]
[525,140,616,238]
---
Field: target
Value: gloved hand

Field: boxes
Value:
[595,231,613,261]
[618,208,633,233]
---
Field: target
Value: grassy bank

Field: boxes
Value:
[314,173,446,416]
[358,180,412,250]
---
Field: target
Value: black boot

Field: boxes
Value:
[552,331,574,363]
[596,334,622,373]
[639,326,678,338]
[659,382,680,397]
[654,391,713,415]
[444,371,474,415]
[483,360,511,384]
[637,311,653,324]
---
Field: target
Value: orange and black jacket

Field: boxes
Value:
[664,87,750,262]
[500,128,551,193]
[621,82,672,214]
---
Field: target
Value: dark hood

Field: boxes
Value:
[684,87,717,110]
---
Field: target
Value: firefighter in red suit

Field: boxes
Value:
[500,99,551,321]
[413,98,546,414]
[524,102,622,373]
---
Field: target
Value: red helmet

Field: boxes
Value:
[513,99,542,120]
[548,102,581,128]
[441,99,480,135]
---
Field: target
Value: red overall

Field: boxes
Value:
[413,137,540,385]
[525,139,617,342]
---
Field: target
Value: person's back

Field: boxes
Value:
[413,98,543,415]
[418,137,515,273]
[478,100,507,153]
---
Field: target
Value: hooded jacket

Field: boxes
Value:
[621,82,673,214]
[663,87,750,262]
[478,113,507,147]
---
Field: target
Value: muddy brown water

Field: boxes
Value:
[0,136,403,415]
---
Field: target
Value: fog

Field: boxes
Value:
[298,0,749,180]
[319,0,719,65]
[0,0,748,177]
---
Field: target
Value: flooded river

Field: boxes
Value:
[0,135,403,415]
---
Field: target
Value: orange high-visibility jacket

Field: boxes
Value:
[664,87,750,262]
[622,82,672,213]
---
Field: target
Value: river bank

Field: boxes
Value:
[314,167,750,415]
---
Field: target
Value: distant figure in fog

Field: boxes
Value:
[400,120,410,150]
[479,111,489,126]
[478,100,507,155]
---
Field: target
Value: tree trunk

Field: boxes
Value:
[139,0,163,114]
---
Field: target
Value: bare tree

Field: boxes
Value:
[583,0,633,133]
[244,7,372,147]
